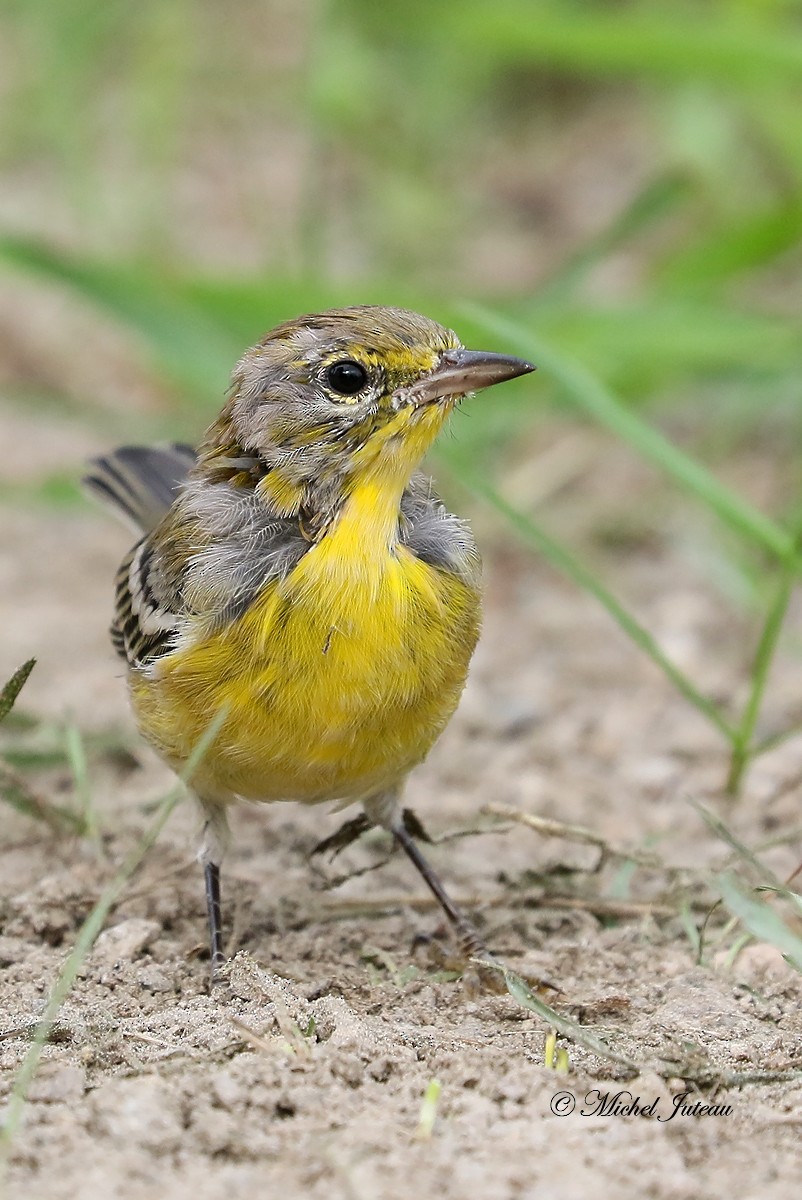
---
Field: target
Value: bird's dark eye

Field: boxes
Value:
[326,359,369,397]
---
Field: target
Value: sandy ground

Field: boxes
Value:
[2,413,802,1200]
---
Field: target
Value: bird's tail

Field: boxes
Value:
[83,443,196,534]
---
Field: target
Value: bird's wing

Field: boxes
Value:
[111,518,191,667]
[84,443,196,534]
[111,479,311,669]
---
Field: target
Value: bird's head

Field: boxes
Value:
[196,305,534,519]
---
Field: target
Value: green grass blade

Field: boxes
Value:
[64,725,101,851]
[444,2,802,86]
[717,874,802,972]
[462,304,794,562]
[533,301,800,387]
[726,542,800,793]
[691,801,788,892]
[533,171,695,307]
[0,760,85,834]
[496,962,639,1073]
[0,660,86,833]
[0,660,36,724]
[441,463,734,741]
[0,237,238,401]
[659,204,802,295]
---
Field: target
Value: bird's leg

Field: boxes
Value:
[363,792,490,962]
[204,860,224,976]
[197,798,231,986]
[393,824,488,959]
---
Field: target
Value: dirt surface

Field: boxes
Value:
[2,415,802,1199]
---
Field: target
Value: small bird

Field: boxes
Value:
[85,305,534,977]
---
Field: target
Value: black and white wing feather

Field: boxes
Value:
[111,535,185,667]
[84,445,196,668]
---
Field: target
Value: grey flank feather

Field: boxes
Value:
[400,472,481,586]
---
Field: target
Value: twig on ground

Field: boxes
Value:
[481,803,662,869]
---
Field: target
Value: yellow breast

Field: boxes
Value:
[131,476,480,805]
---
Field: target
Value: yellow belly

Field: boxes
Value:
[130,519,480,805]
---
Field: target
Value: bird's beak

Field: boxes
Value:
[403,348,536,407]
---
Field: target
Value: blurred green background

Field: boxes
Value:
[2,0,802,789]
[2,0,802,419]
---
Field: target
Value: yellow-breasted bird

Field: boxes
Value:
[85,306,534,975]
